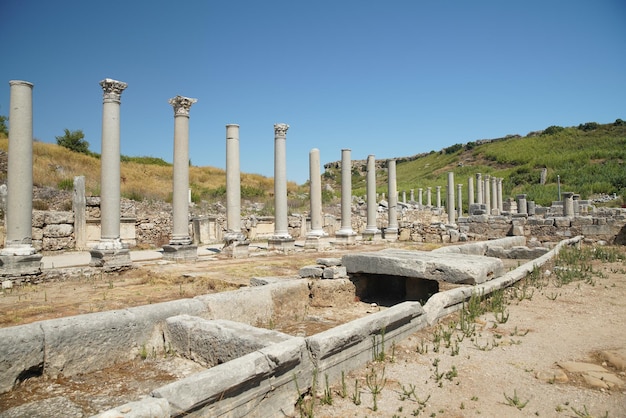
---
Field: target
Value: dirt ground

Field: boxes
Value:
[1,241,625,417]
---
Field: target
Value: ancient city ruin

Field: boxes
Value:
[1,79,625,417]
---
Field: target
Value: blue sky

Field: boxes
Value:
[1,1,624,185]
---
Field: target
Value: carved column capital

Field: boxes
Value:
[274,123,289,138]
[169,96,198,116]
[100,78,127,103]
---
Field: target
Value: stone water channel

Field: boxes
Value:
[0,236,577,417]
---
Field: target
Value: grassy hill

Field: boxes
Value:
[323,120,626,207]
[1,119,625,210]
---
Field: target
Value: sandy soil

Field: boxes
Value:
[1,242,625,417]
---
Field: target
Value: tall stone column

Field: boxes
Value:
[402,191,406,204]
[223,124,249,257]
[305,148,326,249]
[90,78,131,271]
[457,184,463,218]
[268,123,294,251]
[418,188,423,207]
[447,172,455,224]
[476,173,483,205]
[410,189,415,202]
[0,80,42,277]
[162,96,198,261]
[362,155,381,241]
[386,159,399,241]
[491,176,498,215]
[436,186,441,209]
[468,176,475,206]
[336,149,356,244]
[427,187,432,207]
[497,178,503,212]
[484,174,491,215]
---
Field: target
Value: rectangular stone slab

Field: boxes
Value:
[342,249,504,284]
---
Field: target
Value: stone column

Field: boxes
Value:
[162,96,198,261]
[447,172,455,224]
[484,174,491,215]
[436,186,441,209]
[386,159,399,241]
[362,155,381,241]
[73,176,87,250]
[305,148,326,249]
[410,189,415,202]
[562,192,574,217]
[0,80,42,277]
[476,173,483,205]
[457,184,463,218]
[517,194,528,215]
[468,176,475,206]
[573,194,581,215]
[268,123,294,251]
[497,178,503,212]
[427,187,432,207]
[336,149,356,244]
[90,78,131,271]
[223,124,249,257]
[491,176,498,215]
[402,191,406,204]
[418,188,423,207]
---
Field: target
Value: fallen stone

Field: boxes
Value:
[601,348,626,371]
[298,265,323,278]
[583,374,610,390]
[585,371,625,389]
[535,369,569,383]
[316,257,342,267]
[322,266,347,279]
[558,361,608,374]
[342,249,503,284]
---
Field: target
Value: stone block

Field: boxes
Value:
[298,265,323,278]
[0,322,44,394]
[316,257,342,267]
[322,266,347,279]
[43,224,73,238]
[164,316,292,367]
[94,397,170,418]
[44,211,74,224]
[342,249,503,284]
[554,217,571,227]
[309,279,355,307]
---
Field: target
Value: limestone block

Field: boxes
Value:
[309,279,355,307]
[44,211,74,224]
[32,211,45,228]
[0,322,44,394]
[164,316,292,367]
[43,224,73,238]
[316,257,342,267]
[322,266,347,279]
[152,337,308,418]
[342,249,504,284]
[95,397,170,418]
[43,236,74,251]
[554,217,571,227]
[32,227,44,240]
[298,265,323,278]
[196,286,273,325]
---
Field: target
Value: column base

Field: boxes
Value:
[333,231,357,246]
[0,252,43,278]
[362,229,382,242]
[304,235,323,249]
[268,236,295,252]
[223,233,250,258]
[162,244,198,262]
[89,248,132,272]
[383,228,398,242]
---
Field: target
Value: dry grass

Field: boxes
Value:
[0,138,300,202]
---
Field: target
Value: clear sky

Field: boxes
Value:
[1,1,624,185]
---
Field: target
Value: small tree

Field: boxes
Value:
[56,128,90,154]
[0,115,7,136]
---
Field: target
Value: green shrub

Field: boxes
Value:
[542,125,564,136]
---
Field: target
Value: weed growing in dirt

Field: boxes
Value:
[570,404,609,418]
[503,389,529,410]
[365,365,387,411]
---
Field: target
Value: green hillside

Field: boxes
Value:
[323,120,626,207]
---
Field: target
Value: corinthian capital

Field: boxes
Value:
[100,78,128,103]
[169,96,198,116]
[274,123,289,137]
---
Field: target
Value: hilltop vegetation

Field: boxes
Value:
[0,119,624,210]
[324,119,626,207]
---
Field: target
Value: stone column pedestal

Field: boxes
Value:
[0,80,42,277]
